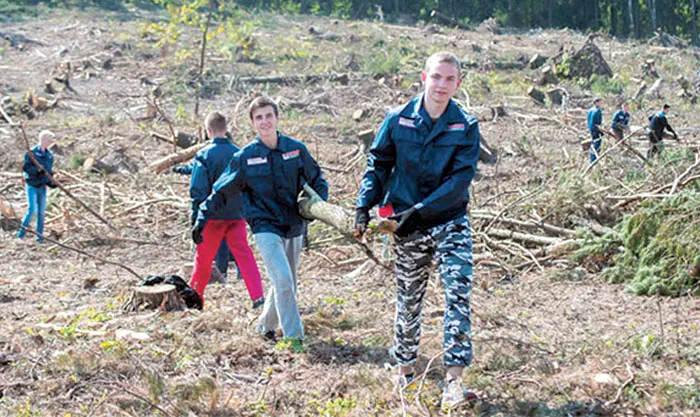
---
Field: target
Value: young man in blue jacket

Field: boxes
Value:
[611,102,630,141]
[588,98,604,163]
[188,112,263,307]
[17,130,57,242]
[194,97,328,342]
[173,161,241,282]
[647,103,679,161]
[355,51,480,409]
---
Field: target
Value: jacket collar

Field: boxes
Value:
[400,93,465,124]
[254,132,294,154]
[213,137,230,144]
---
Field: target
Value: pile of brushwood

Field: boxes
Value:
[576,189,700,296]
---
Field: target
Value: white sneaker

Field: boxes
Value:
[441,378,478,409]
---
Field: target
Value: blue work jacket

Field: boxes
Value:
[198,133,328,238]
[190,137,243,223]
[587,107,602,134]
[22,145,54,188]
[611,110,630,130]
[356,94,480,229]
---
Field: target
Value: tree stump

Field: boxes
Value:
[527,86,546,104]
[537,65,559,86]
[528,54,548,70]
[123,284,186,312]
[546,88,566,107]
[358,129,375,153]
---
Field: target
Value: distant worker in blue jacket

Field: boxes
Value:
[355,51,480,409]
[17,130,57,243]
[195,96,328,343]
[188,112,263,307]
[172,161,241,282]
[588,98,604,163]
[611,102,630,141]
[647,103,679,161]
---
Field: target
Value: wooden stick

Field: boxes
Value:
[0,103,16,125]
[16,121,117,230]
[583,126,647,175]
[609,174,700,208]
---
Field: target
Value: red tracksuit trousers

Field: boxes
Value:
[190,219,263,304]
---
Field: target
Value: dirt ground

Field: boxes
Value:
[1,6,698,417]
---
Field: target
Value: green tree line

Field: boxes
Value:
[4,0,700,45]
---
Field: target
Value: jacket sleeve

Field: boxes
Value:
[664,118,676,134]
[196,156,245,224]
[594,110,602,132]
[173,163,194,175]
[415,120,480,220]
[611,111,620,129]
[189,155,210,224]
[300,144,328,201]
[356,115,396,209]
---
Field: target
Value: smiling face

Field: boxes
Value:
[250,105,279,141]
[420,60,461,108]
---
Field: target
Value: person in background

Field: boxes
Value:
[611,102,630,141]
[173,161,241,282]
[188,111,264,308]
[647,103,680,161]
[587,98,604,163]
[17,130,57,243]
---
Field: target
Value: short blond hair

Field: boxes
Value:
[424,51,461,76]
[205,111,227,133]
[38,130,55,141]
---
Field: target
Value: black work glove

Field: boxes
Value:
[191,221,205,245]
[37,167,45,175]
[354,207,370,237]
[47,180,57,189]
[389,206,421,237]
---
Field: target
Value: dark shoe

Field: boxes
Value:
[252,297,265,309]
[261,330,277,343]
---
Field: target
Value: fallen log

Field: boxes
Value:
[150,142,208,174]
[297,184,392,270]
[485,228,564,246]
[471,211,576,237]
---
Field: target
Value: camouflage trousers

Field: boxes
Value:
[389,215,474,367]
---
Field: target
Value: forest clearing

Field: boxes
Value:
[0,2,699,416]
